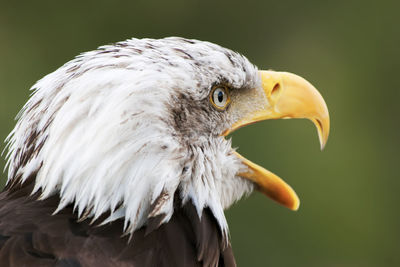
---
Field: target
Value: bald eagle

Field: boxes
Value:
[0,37,329,266]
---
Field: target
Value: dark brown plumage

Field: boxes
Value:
[0,176,235,267]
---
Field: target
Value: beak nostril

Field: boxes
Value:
[271,83,281,96]
[269,83,281,103]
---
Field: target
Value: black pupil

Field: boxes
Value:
[217,90,224,102]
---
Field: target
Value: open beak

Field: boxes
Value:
[225,71,330,211]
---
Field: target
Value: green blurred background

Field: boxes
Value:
[0,0,398,266]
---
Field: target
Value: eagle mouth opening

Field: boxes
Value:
[222,125,301,211]
[218,70,330,211]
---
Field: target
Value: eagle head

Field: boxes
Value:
[5,37,329,240]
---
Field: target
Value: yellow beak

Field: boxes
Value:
[227,71,330,210]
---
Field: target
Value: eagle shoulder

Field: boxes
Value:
[0,177,236,267]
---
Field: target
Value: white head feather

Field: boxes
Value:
[5,37,260,238]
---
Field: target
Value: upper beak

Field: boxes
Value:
[226,71,330,210]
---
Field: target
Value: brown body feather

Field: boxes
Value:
[0,178,236,267]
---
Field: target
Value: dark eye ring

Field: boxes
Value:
[210,86,230,110]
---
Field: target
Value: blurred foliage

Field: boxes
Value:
[0,0,399,266]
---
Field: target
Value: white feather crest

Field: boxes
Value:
[6,63,188,231]
[5,37,256,236]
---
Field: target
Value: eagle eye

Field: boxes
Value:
[210,85,230,110]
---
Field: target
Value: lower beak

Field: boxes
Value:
[226,71,330,210]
